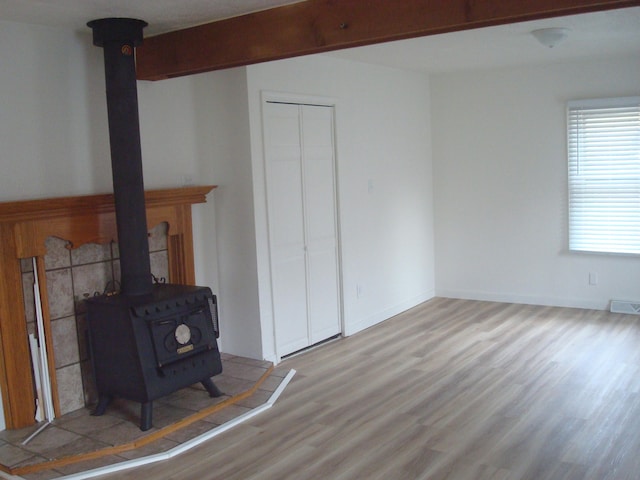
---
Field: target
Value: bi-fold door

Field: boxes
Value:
[263,101,341,357]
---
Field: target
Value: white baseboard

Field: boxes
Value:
[435,289,609,311]
[344,290,435,337]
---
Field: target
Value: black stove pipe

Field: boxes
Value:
[88,18,152,297]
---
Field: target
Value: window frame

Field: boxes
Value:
[567,96,640,256]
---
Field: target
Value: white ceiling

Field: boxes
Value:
[327,7,640,74]
[0,0,305,35]
[0,1,638,74]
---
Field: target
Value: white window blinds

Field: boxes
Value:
[567,97,640,255]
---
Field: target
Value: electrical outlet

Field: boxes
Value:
[357,284,364,298]
[589,272,598,286]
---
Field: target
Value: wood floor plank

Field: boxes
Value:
[99,298,640,479]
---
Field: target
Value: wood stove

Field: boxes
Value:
[86,284,222,431]
[85,18,223,431]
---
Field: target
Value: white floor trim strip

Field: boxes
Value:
[2,369,296,480]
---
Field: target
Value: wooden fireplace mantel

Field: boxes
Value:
[0,185,216,429]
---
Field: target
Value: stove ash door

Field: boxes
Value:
[146,304,217,369]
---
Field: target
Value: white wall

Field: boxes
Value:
[188,69,263,359]
[0,20,204,197]
[432,55,640,309]
[0,22,110,200]
[246,55,436,361]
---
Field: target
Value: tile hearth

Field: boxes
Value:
[0,355,286,480]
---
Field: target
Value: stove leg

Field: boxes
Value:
[202,378,224,397]
[92,395,111,416]
[140,401,153,431]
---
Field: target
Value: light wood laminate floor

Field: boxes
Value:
[102,298,640,480]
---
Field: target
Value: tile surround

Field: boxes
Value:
[56,364,85,414]
[21,223,171,416]
[51,316,80,369]
[45,269,74,320]
[43,237,71,270]
[70,242,111,266]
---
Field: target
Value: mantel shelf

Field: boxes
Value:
[0,186,216,223]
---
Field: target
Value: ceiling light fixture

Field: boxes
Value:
[531,27,570,48]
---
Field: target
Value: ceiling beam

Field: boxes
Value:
[136,0,640,80]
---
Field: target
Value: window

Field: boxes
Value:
[567,97,640,255]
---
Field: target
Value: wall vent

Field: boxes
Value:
[610,300,640,315]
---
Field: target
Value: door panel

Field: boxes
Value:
[264,103,308,356]
[301,106,341,344]
[271,254,309,355]
[307,247,341,344]
[264,101,341,358]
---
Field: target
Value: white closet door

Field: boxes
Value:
[264,101,341,357]
[264,103,309,355]
[301,105,341,344]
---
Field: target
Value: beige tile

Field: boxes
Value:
[21,257,34,273]
[44,237,71,270]
[0,423,42,444]
[70,243,112,266]
[54,409,120,436]
[221,361,270,382]
[45,268,74,320]
[150,404,201,430]
[227,356,272,369]
[53,454,124,475]
[72,261,113,306]
[18,426,82,458]
[157,387,228,413]
[37,436,110,461]
[21,468,64,479]
[150,250,169,283]
[209,375,255,396]
[56,364,85,415]
[9,454,53,472]
[22,271,36,324]
[89,418,152,446]
[148,222,168,252]
[51,316,80,368]
[0,442,40,468]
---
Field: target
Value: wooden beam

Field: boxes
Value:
[136,0,640,80]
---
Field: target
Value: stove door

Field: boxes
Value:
[147,305,215,368]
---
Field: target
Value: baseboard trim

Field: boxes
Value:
[344,290,435,336]
[435,289,608,311]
